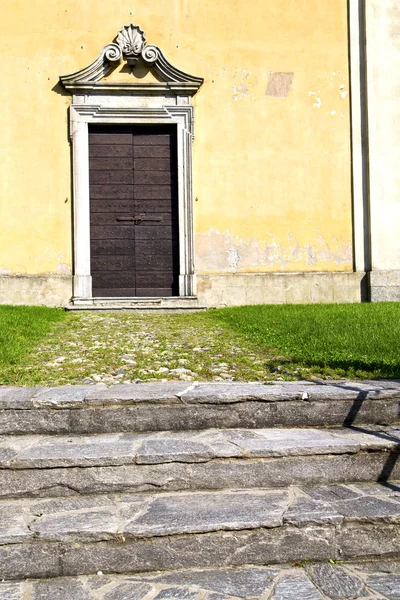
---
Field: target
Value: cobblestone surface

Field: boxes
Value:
[1,561,400,598]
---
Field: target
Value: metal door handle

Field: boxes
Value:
[136,216,162,222]
[116,216,162,224]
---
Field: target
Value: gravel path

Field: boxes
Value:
[2,312,299,386]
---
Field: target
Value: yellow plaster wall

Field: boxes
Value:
[0,0,352,276]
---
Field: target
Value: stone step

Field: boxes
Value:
[2,559,400,599]
[1,381,399,435]
[0,426,399,498]
[0,482,399,580]
[66,296,207,312]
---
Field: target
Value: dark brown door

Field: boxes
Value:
[89,125,179,297]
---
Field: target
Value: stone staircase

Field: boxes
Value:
[0,381,399,599]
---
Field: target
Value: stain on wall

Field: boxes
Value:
[265,72,294,99]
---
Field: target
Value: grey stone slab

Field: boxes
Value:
[0,582,22,600]
[180,384,284,404]
[152,588,201,599]
[123,490,288,537]
[102,581,153,600]
[26,495,145,543]
[135,439,215,464]
[306,563,368,599]
[271,572,323,599]
[32,386,92,409]
[284,497,343,525]
[0,452,396,501]
[340,429,399,451]
[61,526,335,576]
[86,383,188,404]
[137,567,278,597]
[367,574,400,599]
[339,523,400,558]
[32,578,91,600]
[0,503,31,544]
[0,386,44,410]
[349,483,400,498]
[10,434,139,468]
[31,505,119,543]
[350,560,400,575]
[222,429,360,457]
[302,485,362,502]
[0,435,40,468]
[180,381,400,404]
[333,496,400,522]
[0,409,71,435]
[0,543,60,579]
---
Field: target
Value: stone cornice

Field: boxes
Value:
[63,81,202,96]
[60,23,203,96]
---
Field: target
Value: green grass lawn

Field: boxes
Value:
[209,303,400,379]
[0,305,66,367]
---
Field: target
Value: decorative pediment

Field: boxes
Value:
[60,23,203,96]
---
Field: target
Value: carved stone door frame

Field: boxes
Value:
[59,24,203,303]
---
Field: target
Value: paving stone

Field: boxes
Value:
[123,490,288,537]
[32,386,92,409]
[306,563,368,599]
[180,381,400,404]
[0,582,22,600]
[9,434,139,468]
[222,429,361,457]
[0,503,31,544]
[0,409,71,435]
[271,572,323,599]
[339,523,400,559]
[367,574,400,599]
[351,560,400,574]
[135,439,215,464]
[302,485,363,502]
[32,578,91,600]
[152,587,201,599]
[284,497,343,525]
[0,386,44,410]
[86,383,188,404]
[102,581,153,600]
[0,543,60,579]
[332,496,400,522]
[136,566,278,597]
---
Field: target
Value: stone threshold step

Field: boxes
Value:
[1,381,400,435]
[0,426,399,498]
[3,560,400,599]
[0,482,400,580]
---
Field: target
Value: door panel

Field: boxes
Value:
[89,125,179,297]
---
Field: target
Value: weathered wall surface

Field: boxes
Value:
[366,1,400,301]
[0,0,353,304]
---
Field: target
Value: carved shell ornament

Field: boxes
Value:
[59,23,204,90]
[116,24,146,61]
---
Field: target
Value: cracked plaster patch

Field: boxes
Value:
[195,229,352,273]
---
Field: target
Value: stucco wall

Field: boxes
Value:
[0,0,353,301]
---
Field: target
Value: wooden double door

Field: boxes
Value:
[89,125,179,297]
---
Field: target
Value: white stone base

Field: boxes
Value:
[197,272,366,307]
[369,270,400,302]
[0,275,72,307]
[0,272,369,308]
